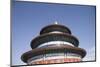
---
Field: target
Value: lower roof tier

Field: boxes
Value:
[21,45,86,63]
[31,33,79,49]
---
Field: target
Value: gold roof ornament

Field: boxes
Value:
[54,21,58,24]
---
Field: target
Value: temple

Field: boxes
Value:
[21,22,86,65]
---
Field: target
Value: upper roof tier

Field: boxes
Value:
[40,23,71,35]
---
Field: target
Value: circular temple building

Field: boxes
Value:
[21,22,86,65]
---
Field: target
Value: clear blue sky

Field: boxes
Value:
[12,1,96,65]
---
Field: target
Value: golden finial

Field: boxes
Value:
[54,21,58,24]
